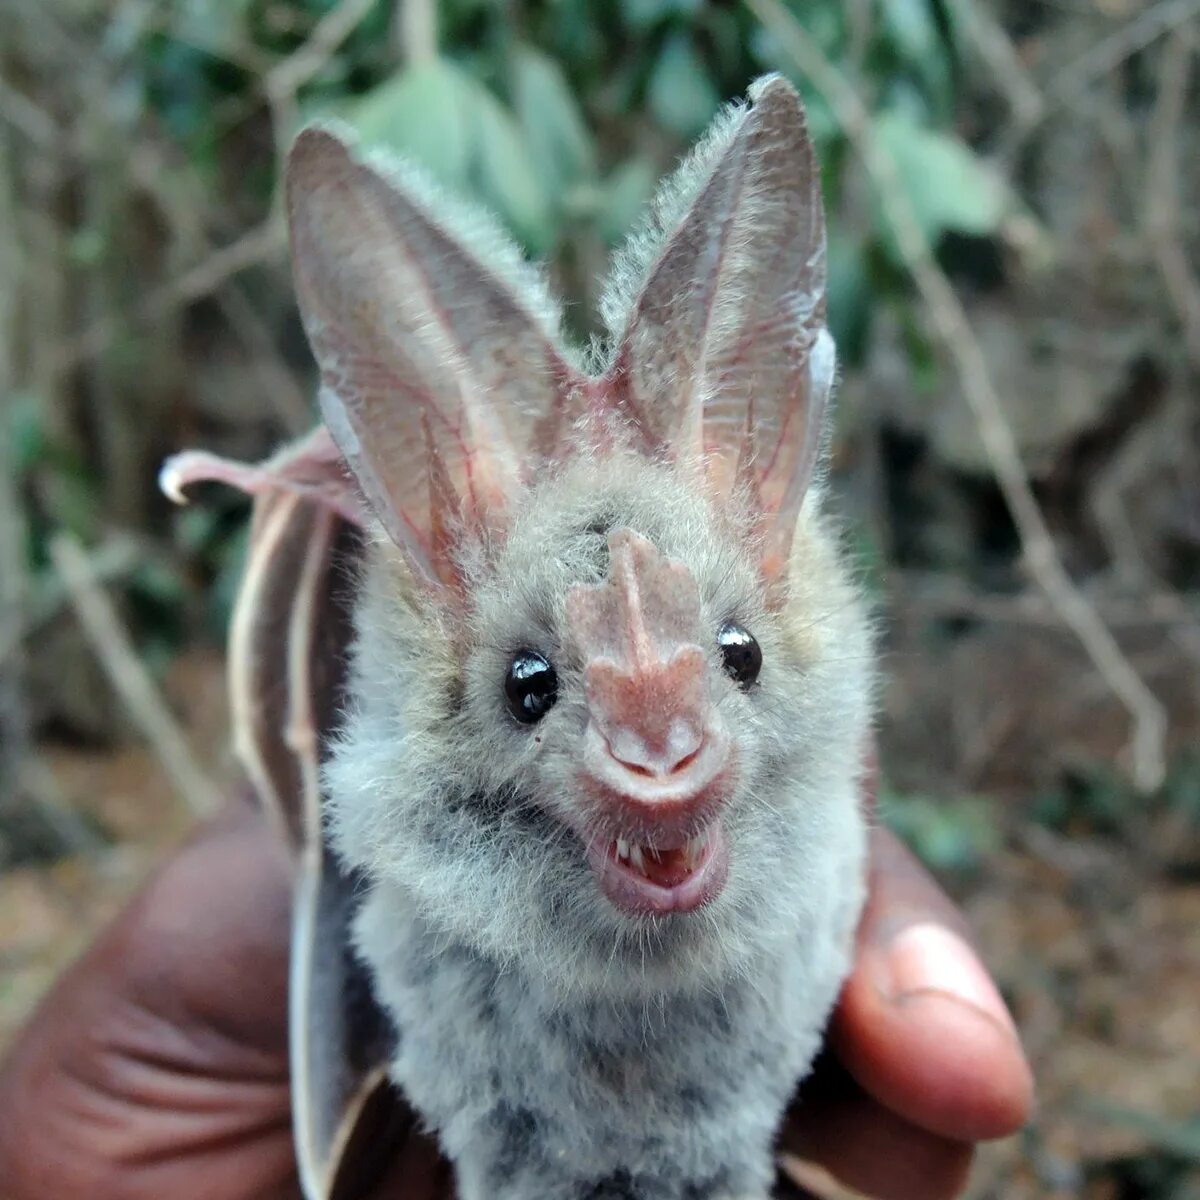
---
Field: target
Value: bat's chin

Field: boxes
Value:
[584,822,729,916]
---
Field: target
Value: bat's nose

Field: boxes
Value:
[567,526,735,833]
[600,715,704,780]
[579,714,733,843]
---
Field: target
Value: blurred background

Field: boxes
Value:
[1,0,1198,1196]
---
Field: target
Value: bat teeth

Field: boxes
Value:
[614,835,710,871]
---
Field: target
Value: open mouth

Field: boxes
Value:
[586,823,729,916]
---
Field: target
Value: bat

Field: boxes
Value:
[161,74,874,1200]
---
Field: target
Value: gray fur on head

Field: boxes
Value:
[295,75,874,1200]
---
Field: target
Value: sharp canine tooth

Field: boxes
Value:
[616,839,630,861]
[630,845,646,873]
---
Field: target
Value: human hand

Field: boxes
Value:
[0,793,1031,1200]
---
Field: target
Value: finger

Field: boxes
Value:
[0,802,298,1200]
[831,826,1034,1143]
[781,1063,973,1200]
[118,797,294,1048]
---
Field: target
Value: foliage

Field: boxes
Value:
[7,0,1013,654]
[5,12,1200,1192]
[6,0,1196,819]
[881,786,1001,873]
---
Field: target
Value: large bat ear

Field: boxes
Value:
[286,126,582,594]
[601,75,834,585]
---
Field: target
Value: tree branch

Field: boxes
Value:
[1145,25,1200,367]
[50,534,220,817]
[746,0,1169,792]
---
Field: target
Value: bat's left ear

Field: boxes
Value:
[605,75,835,587]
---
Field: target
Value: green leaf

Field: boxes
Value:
[6,392,47,472]
[749,1,845,68]
[68,228,107,267]
[350,60,473,185]
[826,234,872,365]
[512,46,597,199]
[620,0,703,32]
[171,0,256,60]
[472,85,555,253]
[880,0,953,109]
[647,33,720,139]
[347,59,552,253]
[873,109,1010,243]
[883,0,941,62]
[882,789,1000,872]
[597,158,658,245]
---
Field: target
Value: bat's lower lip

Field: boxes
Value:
[585,822,729,916]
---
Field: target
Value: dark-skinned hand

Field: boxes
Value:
[0,786,1032,1200]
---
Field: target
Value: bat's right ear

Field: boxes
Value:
[285,125,580,594]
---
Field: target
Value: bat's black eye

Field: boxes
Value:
[505,650,558,724]
[718,622,761,689]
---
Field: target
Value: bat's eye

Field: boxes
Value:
[718,621,762,689]
[505,650,558,724]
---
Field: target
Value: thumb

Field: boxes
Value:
[831,827,1034,1143]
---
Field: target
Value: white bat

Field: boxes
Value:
[162,74,874,1200]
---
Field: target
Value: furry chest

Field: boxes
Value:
[356,892,839,1199]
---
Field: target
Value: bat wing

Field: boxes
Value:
[163,437,414,1199]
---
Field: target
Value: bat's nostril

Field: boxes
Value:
[604,720,704,779]
[671,744,702,774]
[580,718,735,846]
[617,759,653,778]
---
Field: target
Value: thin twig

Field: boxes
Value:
[49,533,220,817]
[48,218,285,378]
[0,535,144,662]
[893,574,1200,630]
[1145,25,1200,367]
[265,0,379,99]
[0,74,60,148]
[34,0,373,383]
[401,0,438,66]
[747,0,1169,793]
[1050,0,1200,100]
[946,0,1044,136]
[19,757,109,856]
[219,285,314,434]
[263,0,379,208]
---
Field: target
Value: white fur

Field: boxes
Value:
[325,457,873,1198]
[309,76,875,1200]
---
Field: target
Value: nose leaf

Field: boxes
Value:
[585,649,706,776]
[568,529,711,779]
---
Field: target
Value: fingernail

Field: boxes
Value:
[883,921,1018,1038]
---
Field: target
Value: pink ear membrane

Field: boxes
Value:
[567,529,736,842]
